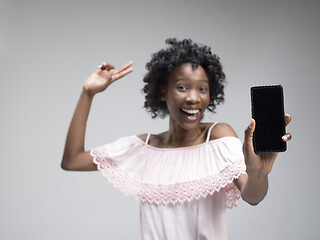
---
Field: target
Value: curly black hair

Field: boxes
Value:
[143,38,225,118]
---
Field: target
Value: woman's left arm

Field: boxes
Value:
[234,114,292,205]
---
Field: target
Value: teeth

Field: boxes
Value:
[181,108,199,114]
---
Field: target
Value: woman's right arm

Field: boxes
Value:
[61,61,134,171]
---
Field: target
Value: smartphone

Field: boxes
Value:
[251,85,286,153]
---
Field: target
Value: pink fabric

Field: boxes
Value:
[90,134,247,239]
[140,191,228,240]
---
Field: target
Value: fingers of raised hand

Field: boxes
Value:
[111,68,134,82]
[113,61,133,74]
[97,62,115,71]
[111,61,134,82]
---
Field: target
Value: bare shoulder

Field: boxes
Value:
[137,132,167,147]
[137,133,148,142]
[209,122,238,140]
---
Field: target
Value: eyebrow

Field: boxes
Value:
[175,77,209,83]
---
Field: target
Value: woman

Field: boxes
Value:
[61,38,291,239]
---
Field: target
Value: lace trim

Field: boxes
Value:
[91,148,245,207]
[225,183,242,209]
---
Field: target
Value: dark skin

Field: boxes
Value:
[61,61,292,205]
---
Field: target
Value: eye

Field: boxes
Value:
[177,85,187,92]
[199,86,208,93]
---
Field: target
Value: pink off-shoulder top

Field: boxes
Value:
[90,123,247,240]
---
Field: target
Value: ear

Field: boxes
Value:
[160,86,166,101]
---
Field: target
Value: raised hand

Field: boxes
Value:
[243,114,292,177]
[61,61,134,171]
[83,61,134,96]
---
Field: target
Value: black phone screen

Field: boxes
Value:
[251,85,286,153]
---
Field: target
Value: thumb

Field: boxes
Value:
[243,119,255,155]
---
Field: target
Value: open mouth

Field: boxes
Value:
[181,108,201,121]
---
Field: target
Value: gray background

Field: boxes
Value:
[1,0,319,239]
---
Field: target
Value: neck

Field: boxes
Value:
[165,118,203,147]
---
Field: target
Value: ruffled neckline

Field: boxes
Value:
[134,135,240,151]
[91,135,246,206]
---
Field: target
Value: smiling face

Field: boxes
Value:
[163,63,210,130]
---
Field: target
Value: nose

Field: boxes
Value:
[185,89,200,104]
